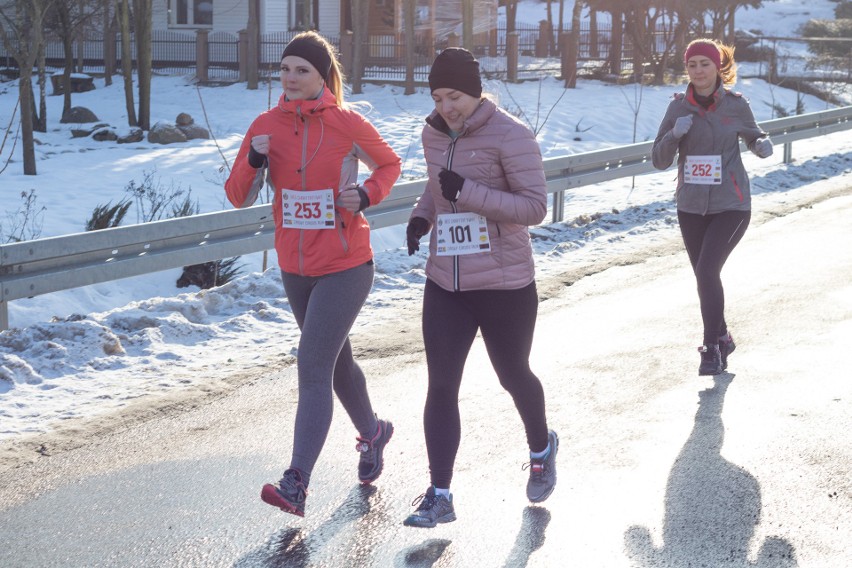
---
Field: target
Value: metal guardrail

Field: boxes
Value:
[1,106,850,330]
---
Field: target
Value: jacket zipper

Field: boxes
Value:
[445,138,461,291]
[297,105,307,276]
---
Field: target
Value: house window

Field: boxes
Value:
[290,0,317,30]
[169,0,213,27]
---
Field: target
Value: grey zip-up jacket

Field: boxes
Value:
[411,98,547,292]
[652,83,768,215]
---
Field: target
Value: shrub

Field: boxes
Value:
[176,257,243,289]
[1,189,45,243]
[85,200,132,231]
[800,19,852,58]
[124,168,192,223]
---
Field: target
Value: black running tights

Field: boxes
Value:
[421,278,549,489]
[678,209,751,346]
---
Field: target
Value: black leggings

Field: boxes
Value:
[421,278,549,489]
[678,209,751,345]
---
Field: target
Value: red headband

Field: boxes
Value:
[684,41,721,70]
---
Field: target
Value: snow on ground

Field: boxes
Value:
[0,0,850,440]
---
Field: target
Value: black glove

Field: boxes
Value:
[438,169,464,202]
[406,216,430,256]
[355,186,370,213]
[248,146,267,168]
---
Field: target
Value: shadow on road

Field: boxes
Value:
[234,484,377,567]
[624,373,798,567]
[396,538,453,567]
[503,506,552,567]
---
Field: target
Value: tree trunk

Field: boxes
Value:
[462,0,474,52]
[36,38,47,133]
[133,0,152,130]
[350,0,370,94]
[58,3,75,118]
[506,0,517,34]
[246,0,259,89]
[118,0,137,126]
[76,0,86,71]
[19,72,37,175]
[610,11,622,75]
[403,0,415,95]
[103,0,113,85]
[546,0,555,55]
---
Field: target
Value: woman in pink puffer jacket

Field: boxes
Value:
[403,48,559,529]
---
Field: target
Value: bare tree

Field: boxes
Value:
[46,0,101,119]
[504,0,519,34]
[0,0,52,175]
[246,0,259,89]
[117,0,136,126]
[545,0,555,55]
[403,0,416,95]
[350,0,371,94]
[102,0,113,85]
[132,0,151,129]
[462,0,474,51]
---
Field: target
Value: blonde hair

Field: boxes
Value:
[718,43,738,87]
[284,31,347,106]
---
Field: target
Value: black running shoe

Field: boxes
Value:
[525,429,559,503]
[698,344,723,376]
[356,417,394,484]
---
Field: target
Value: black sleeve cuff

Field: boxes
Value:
[356,186,370,213]
[248,146,267,169]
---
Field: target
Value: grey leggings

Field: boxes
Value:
[281,261,378,484]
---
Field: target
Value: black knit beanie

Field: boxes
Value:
[428,47,482,98]
[281,35,332,82]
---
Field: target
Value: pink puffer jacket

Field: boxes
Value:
[411,98,547,291]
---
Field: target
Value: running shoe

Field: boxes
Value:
[698,344,723,376]
[260,468,307,517]
[403,486,456,528]
[356,417,394,484]
[525,429,559,503]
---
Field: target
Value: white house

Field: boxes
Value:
[153,0,341,36]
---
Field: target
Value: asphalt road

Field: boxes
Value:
[1,191,850,567]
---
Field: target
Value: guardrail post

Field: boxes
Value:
[552,191,565,223]
[1,301,8,331]
[783,141,793,164]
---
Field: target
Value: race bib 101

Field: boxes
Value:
[435,212,491,256]
[280,188,335,229]
[684,155,722,185]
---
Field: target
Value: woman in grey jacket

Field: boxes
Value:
[402,48,558,528]
[652,39,773,376]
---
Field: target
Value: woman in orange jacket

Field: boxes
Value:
[225,31,401,517]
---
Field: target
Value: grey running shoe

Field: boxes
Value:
[718,332,736,370]
[356,418,394,484]
[403,486,456,528]
[698,344,723,375]
[525,429,559,503]
[260,468,307,517]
